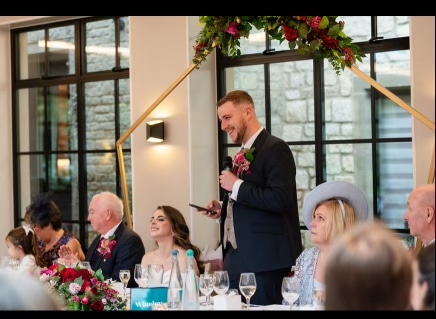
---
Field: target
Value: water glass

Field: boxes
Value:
[55,258,77,268]
[0,256,19,271]
[199,273,215,309]
[134,264,148,288]
[281,276,300,310]
[77,261,92,271]
[312,288,325,310]
[147,264,164,287]
[213,270,230,296]
[298,295,313,310]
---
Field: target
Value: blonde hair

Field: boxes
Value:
[314,199,357,242]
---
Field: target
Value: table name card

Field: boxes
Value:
[130,287,168,311]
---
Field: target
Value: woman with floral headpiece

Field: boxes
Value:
[5,225,47,277]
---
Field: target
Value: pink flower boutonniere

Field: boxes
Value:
[232,147,255,178]
[97,235,117,262]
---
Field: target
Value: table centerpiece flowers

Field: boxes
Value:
[39,263,127,311]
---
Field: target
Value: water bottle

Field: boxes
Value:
[182,249,200,310]
[167,249,183,310]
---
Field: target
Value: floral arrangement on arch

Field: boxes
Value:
[193,16,365,75]
[233,147,255,178]
[40,263,127,311]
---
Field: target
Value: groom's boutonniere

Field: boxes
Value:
[97,235,117,262]
[232,147,255,178]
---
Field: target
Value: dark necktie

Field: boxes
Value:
[90,237,103,265]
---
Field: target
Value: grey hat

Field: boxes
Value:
[302,181,371,230]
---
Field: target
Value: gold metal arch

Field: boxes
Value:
[117,59,435,230]
[116,62,198,228]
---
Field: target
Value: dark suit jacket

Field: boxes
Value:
[87,222,145,288]
[220,129,303,273]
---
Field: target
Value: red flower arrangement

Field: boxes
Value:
[39,263,126,311]
[193,16,365,75]
[97,235,117,262]
[232,147,255,178]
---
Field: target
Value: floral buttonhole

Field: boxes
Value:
[232,147,255,178]
[97,235,117,262]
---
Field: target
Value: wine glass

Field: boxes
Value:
[281,276,300,310]
[199,273,215,309]
[213,270,230,296]
[77,261,92,271]
[312,288,325,310]
[239,272,256,309]
[134,264,148,288]
[119,269,131,297]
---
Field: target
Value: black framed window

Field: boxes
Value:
[11,16,131,249]
[215,16,413,248]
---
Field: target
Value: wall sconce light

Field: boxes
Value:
[146,120,165,143]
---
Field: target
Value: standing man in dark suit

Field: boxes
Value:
[59,191,145,288]
[202,90,303,305]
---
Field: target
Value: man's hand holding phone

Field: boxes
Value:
[189,203,217,215]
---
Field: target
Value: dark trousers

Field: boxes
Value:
[224,246,291,306]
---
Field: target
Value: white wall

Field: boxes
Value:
[0,22,14,257]
[410,16,435,186]
[129,16,219,253]
[0,16,434,256]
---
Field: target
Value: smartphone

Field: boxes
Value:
[189,203,217,215]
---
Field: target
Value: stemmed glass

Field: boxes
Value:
[134,264,148,288]
[213,270,230,296]
[239,272,256,309]
[77,261,92,271]
[119,269,131,297]
[199,273,215,309]
[147,264,164,287]
[281,276,300,310]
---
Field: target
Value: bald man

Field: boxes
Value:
[404,184,435,248]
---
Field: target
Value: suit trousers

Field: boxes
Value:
[224,245,291,306]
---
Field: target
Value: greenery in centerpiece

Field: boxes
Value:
[193,16,365,75]
[40,263,127,311]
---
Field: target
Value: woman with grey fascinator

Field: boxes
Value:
[291,181,372,305]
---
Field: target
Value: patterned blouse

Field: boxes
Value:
[39,231,76,267]
[294,246,324,302]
